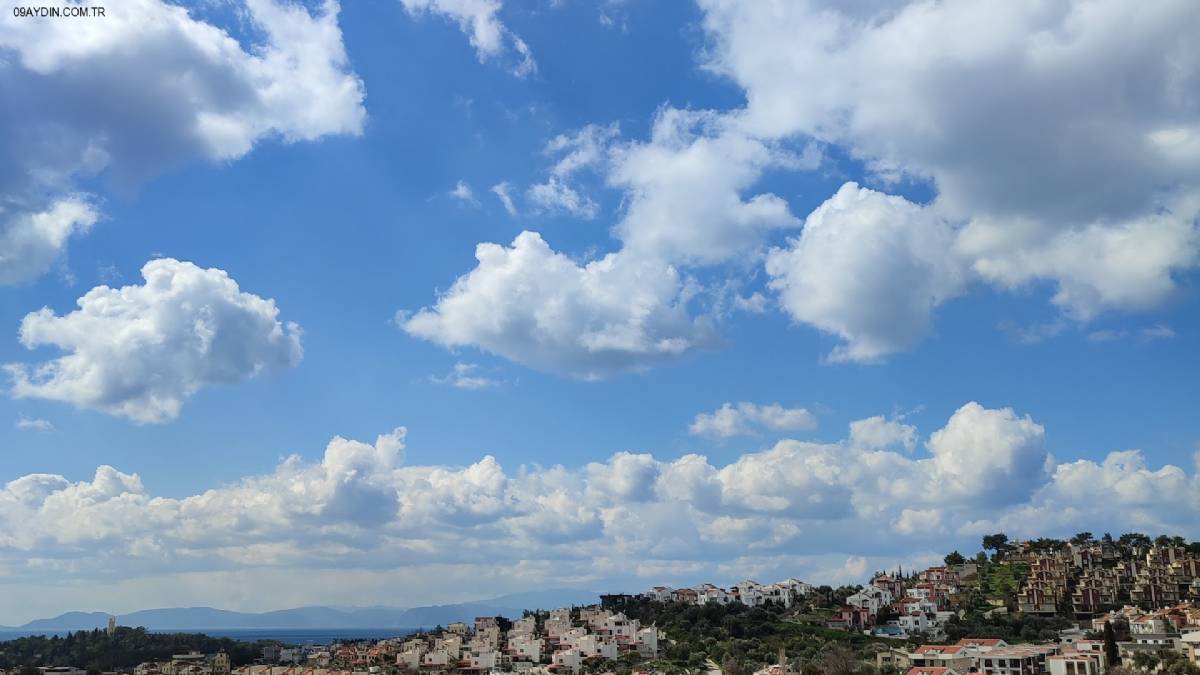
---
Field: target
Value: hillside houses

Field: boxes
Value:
[1014,539,1200,617]
[888,638,1108,675]
[388,608,660,675]
[640,577,813,609]
[136,652,230,675]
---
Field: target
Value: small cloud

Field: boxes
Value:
[1138,323,1176,342]
[449,180,480,206]
[510,35,536,78]
[57,262,78,287]
[491,182,518,216]
[430,362,500,390]
[998,318,1067,345]
[1088,324,1176,344]
[98,265,122,284]
[526,178,599,219]
[16,416,54,432]
[734,292,769,314]
[689,402,816,439]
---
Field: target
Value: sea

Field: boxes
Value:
[0,628,415,645]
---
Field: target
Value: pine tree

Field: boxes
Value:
[1103,621,1120,666]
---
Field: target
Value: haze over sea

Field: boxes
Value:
[0,629,414,645]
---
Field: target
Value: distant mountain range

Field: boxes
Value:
[1,589,601,632]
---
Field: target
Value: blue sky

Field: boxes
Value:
[0,0,1198,623]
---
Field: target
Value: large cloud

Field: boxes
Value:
[927,402,1048,507]
[0,0,365,284]
[700,0,1200,348]
[411,0,1200,374]
[2,401,1194,616]
[700,0,1200,224]
[608,108,808,264]
[403,108,812,377]
[766,183,967,362]
[401,231,716,379]
[5,258,302,423]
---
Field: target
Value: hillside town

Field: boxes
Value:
[172,607,661,675]
[4,535,1200,675]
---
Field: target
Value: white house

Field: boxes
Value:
[604,613,639,640]
[421,650,450,667]
[552,650,582,674]
[898,613,932,634]
[647,586,674,602]
[636,627,659,658]
[846,586,893,614]
[509,635,543,663]
[462,652,498,670]
[733,580,766,606]
[1047,654,1101,675]
[698,584,731,605]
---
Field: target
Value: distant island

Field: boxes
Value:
[2,590,602,633]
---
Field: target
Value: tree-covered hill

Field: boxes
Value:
[0,627,276,672]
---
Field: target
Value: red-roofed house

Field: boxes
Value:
[910,645,972,672]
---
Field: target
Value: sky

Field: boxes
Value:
[0,0,1198,625]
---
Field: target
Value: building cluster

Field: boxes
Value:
[1012,541,1200,617]
[135,652,232,675]
[1089,602,1200,664]
[635,568,971,638]
[228,609,660,675]
[845,564,982,638]
[854,540,1200,642]
[874,601,1200,675]
[640,578,814,608]
[881,636,1109,675]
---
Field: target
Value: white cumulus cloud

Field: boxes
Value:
[6,258,302,423]
[401,232,715,379]
[0,402,1196,620]
[767,183,968,363]
[0,0,366,284]
[700,0,1200,343]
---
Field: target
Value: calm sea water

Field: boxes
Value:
[0,628,415,645]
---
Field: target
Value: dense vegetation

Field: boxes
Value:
[614,597,895,675]
[940,612,1072,642]
[0,627,276,672]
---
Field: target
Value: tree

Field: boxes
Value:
[983,533,1009,551]
[812,645,859,675]
[1103,621,1120,666]
[1119,532,1151,549]
[944,551,966,566]
[1131,651,1159,671]
[983,533,1010,560]
[1165,661,1200,675]
[722,656,750,675]
[1071,532,1094,545]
